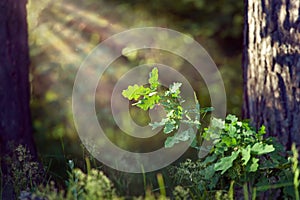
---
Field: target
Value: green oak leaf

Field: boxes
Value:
[227,124,237,137]
[164,120,177,134]
[149,118,168,130]
[246,157,259,172]
[251,143,275,155]
[164,128,194,148]
[149,67,159,90]
[226,114,238,123]
[222,136,237,147]
[167,82,182,97]
[122,84,150,100]
[203,165,216,180]
[214,150,240,174]
[202,154,217,165]
[135,95,160,110]
[175,128,194,141]
[164,135,177,148]
[173,105,183,119]
[257,125,266,139]
[241,145,251,165]
[211,117,225,130]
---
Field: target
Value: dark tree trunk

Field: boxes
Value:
[243,0,300,149]
[0,0,37,198]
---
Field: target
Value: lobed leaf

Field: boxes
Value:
[135,95,160,110]
[164,128,194,148]
[246,157,259,172]
[211,117,225,130]
[148,67,160,90]
[122,84,150,100]
[226,114,238,123]
[251,143,275,155]
[164,120,177,134]
[241,145,251,165]
[214,150,240,174]
[168,82,182,97]
[164,136,177,148]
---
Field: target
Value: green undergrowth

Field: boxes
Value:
[2,141,299,200]
[121,67,300,199]
[1,67,299,199]
[1,136,299,199]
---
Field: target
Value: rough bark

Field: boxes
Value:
[0,0,37,198]
[243,0,300,149]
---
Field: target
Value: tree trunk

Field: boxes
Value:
[243,0,300,149]
[0,0,37,198]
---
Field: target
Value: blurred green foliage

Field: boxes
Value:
[27,0,243,196]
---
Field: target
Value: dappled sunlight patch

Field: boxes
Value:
[26,0,245,196]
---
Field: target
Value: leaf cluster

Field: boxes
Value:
[203,115,275,176]
[122,67,211,148]
[122,68,161,110]
[122,68,297,199]
[171,116,295,198]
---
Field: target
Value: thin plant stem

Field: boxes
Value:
[243,182,249,200]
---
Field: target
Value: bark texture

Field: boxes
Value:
[0,0,37,198]
[243,0,300,149]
